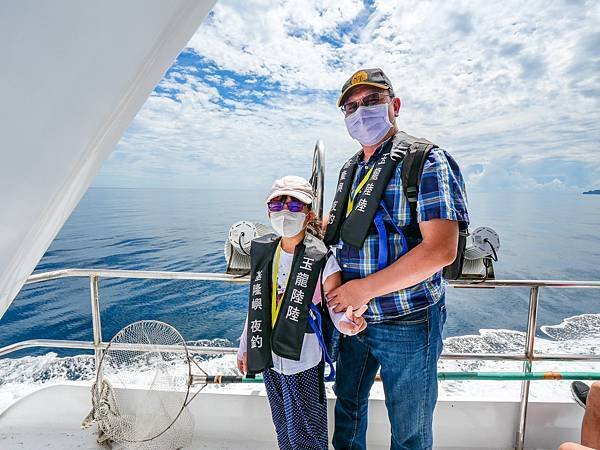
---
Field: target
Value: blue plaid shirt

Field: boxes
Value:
[336,139,469,322]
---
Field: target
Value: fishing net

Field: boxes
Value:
[85,320,195,449]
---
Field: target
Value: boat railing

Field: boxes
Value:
[1,269,599,450]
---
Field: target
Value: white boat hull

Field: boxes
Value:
[0,384,584,449]
[0,0,216,320]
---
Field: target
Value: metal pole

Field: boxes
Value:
[515,286,539,450]
[438,371,600,381]
[90,275,103,374]
[310,139,325,220]
[24,270,600,289]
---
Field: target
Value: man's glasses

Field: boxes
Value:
[341,92,392,116]
[268,200,306,213]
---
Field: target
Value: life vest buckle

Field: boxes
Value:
[406,186,418,202]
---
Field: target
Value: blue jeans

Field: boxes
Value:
[332,300,446,450]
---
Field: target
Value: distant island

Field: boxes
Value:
[583,189,600,195]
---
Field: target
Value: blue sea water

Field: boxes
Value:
[0,188,599,357]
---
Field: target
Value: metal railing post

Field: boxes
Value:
[89,275,103,374]
[515,286,540,450]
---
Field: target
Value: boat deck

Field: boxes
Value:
[0,384,584,449]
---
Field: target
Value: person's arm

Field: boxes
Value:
[236,316,248,373]
[364,219,457,295]
[327,219,457,311]
[321,262,367,334]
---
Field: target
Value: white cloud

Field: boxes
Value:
[96,0,600,193]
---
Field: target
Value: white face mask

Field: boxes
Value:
[270,210,306,237]
[344,102,392,146]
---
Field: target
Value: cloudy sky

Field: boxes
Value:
[94,0,600,193]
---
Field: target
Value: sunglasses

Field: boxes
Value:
[341,92,392,116]
[267,200,306,213]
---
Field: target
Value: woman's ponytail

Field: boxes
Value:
[306,215,324,240]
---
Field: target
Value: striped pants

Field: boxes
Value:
[263,365,328,450]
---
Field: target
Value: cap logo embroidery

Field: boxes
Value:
[351,70,368,85]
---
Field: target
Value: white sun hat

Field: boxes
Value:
[266,175,314,205]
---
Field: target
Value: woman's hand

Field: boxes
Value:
[327,278,371,313]
[338,305,368,335]
[237,352,247,374]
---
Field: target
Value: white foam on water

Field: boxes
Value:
[0,352,96,415]
[440,335,599,402]
[540,313,600,341]
[1,315,599,413]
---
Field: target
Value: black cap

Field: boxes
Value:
[337,68,394,107]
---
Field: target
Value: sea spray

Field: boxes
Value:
[2,316,599,413]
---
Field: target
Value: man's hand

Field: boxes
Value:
[338,305,368,335]
[326,278,371,313]
[237,352,247,374]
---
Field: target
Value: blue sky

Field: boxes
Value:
[94,0,600,193]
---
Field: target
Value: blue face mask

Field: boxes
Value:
[344,102,392,146]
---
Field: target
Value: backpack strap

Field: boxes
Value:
[401,142,437,221]
[401,143,468,280]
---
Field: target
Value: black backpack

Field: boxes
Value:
[400,142,467,280]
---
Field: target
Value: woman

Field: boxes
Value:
[237,175,367,450]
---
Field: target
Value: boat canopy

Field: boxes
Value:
[0,0,215,319]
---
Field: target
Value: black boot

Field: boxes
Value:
[571,381,590,408]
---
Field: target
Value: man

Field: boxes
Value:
[324,68,469,450]
[558,381,600,450]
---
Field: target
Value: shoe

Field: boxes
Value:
[571,381,590,408]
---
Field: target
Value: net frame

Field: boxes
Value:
[93,320,195,445]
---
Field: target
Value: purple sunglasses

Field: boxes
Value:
[267,199,306,213]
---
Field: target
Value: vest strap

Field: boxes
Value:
[374,200,408,271]
[323,153,360,246]
[307,303,336,382]
[339,138,398,249]
[373,211,387,271]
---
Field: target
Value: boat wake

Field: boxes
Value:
[1,314,598,414]
[438,313,600,402]
[540,313,600,340]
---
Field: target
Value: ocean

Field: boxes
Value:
[0,187,599,409]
